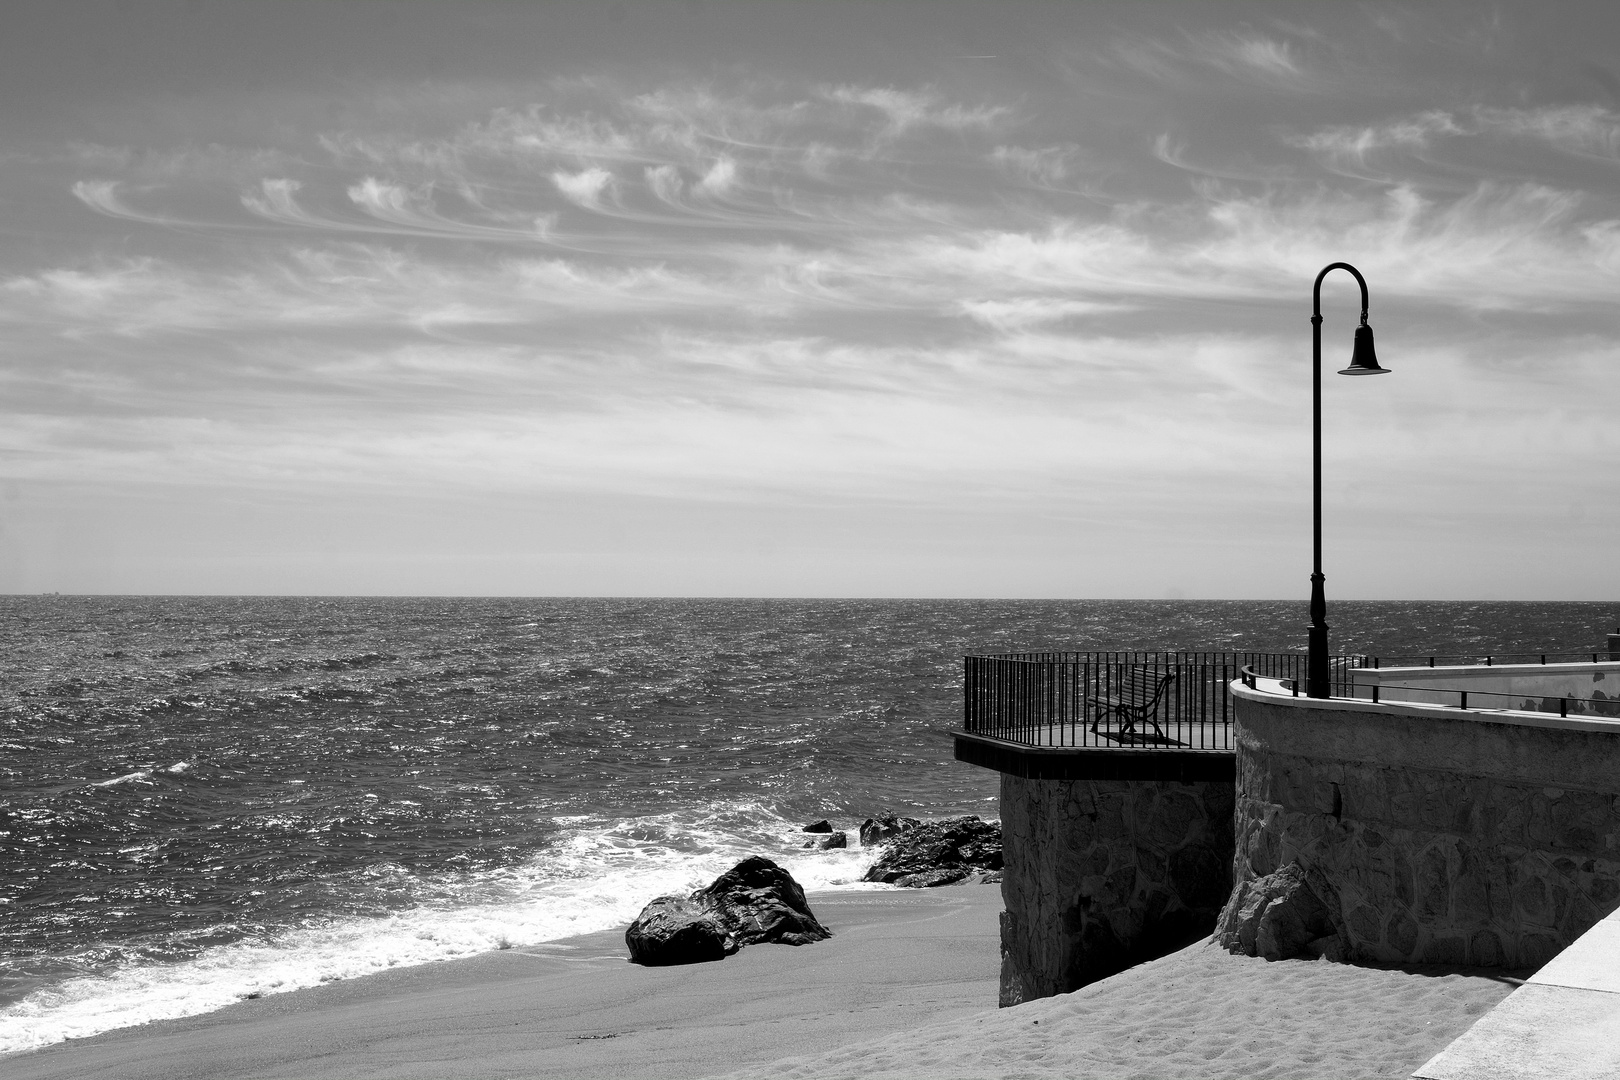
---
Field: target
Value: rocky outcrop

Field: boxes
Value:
[625,856,831,966]
[859,813,920,846]
[802,819,833,833]
[803,831,847,850]
[1216,862,1344,962]
[861,816,1002,888]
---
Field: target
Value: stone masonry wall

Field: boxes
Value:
[1233,693,1620,970]
[998,774,1233,1006]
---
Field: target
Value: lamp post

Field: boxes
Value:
[1307,262,1388,698]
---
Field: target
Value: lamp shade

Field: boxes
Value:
[1338,322,1389,375]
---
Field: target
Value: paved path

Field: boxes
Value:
[1414,906,1620,1080]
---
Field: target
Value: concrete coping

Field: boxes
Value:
[1413,901,1620,1079]
[1232,675,1620,737]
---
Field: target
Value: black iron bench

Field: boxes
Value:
[1089,668,1178,743]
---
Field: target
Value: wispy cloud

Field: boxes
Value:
[1110,28,1322,90]
[1201,33,1306,83]
[9,9,1620,595]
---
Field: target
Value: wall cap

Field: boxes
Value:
[1232,675,1620,735]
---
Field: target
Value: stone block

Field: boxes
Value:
[1562,825,1602,853]
[1469,928,1503,967]
[1346,903,1383,947]
[1134,845,1168,884]
[1559,890,1603,940]
[1310,779,1342,817]
[1278,757,1314,810]
[1084,843,1111,876]
[1418,788,1452,833]
[1148,788,1201,847]
[1527,791,1556,846]
[1169,843,1230,910]
[1515,875,1553,926]
[1452,847,1491,925]
[1102,865,1136,907]
[1415,845,1452,923]
[1340,764,1389,823]
[1090,793,1127,837]
[1519,932,1564,971]
[1431,935,1468,966]
[1140,887,1170,926]
[1386,910,1419,957]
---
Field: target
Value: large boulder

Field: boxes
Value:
[859,813,921,846]
[861,816,1003,888]
[622,895,735,966]
[626,856,831,966]
[803,831,847,850]
[1215,862,1344,961]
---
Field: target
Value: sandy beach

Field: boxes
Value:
[5,883,1522,1080]
[4,887,1002,1080]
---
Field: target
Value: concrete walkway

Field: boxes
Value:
[1414,906,1620,1080]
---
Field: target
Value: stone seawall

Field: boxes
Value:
[1230,691,1620,969]
[998,774,1233,1006]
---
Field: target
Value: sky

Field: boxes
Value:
[1,0,1617,598]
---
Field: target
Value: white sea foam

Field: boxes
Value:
[0,805,888,1054]
[89,769,155,788]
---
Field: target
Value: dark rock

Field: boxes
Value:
[802,831,847,850]
[892,867,971,888]
[698,856,833,948]
[1215,862,1342,961]
[623,896,736,966]
[626,856,831,966]
[802,819,833,833]
[859,813,921,847]
[861,816,1003,887]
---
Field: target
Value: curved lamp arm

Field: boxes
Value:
[1313,262,1369,324]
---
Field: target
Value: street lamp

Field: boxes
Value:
[1307,262,1388,699]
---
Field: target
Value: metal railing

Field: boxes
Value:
[1361,682,1620,718]
[1238,665,1620,718]
[1367,652,1618,668]
[962,651,1366,750]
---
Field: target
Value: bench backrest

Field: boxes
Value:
[1108,668,1176,708]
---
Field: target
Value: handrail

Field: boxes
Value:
[1367,652,1615,668]
[1359,681,1620,719]
[962,651,1364,751]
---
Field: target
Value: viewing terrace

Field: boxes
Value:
[954,646,1620,783]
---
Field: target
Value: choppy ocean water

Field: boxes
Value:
[2,596,1615,1053]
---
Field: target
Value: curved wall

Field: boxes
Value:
[1232,687,1620,969]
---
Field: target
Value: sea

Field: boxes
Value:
[2,596,1615,1054]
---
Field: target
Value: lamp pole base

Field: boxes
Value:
[1307,572,1330,698]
